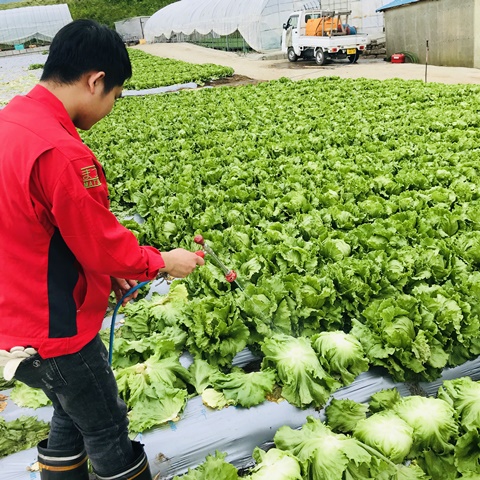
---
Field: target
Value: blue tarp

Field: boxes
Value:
[377,0,423,12]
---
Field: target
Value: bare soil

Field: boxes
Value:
[204,74,261,88]
[136,42,480,86]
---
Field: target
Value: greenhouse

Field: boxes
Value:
[0,4,72,49]
[144,0,321,52]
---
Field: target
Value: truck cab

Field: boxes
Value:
[282,10,369,65]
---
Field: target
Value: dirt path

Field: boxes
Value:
[136,42,480,86]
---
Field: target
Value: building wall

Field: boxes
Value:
[321,0,385,39]
[383,0,475,67]
[475,0,480,68]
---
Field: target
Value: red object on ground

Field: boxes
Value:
[391,53,405,64]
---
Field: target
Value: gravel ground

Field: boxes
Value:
[136,43,480,85]
[0,52,47,105]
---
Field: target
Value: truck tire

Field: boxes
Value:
[315,49,326,66]
[348,51,360,63]
[287,47,298,62]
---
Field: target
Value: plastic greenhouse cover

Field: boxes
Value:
[0,5,72,46]
[2,354,480,479]
[144,0,321,52]
[122,83,199,97]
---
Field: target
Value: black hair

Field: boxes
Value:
[41,19,132,93]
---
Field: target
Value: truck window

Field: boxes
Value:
[287,15,299,29]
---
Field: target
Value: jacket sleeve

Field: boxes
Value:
[31,150,165,281]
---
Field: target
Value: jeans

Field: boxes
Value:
[14,335,135,476]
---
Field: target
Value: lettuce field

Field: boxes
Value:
[84,75,480,380]
[124,49,234,89]
[81,75,480,477]
[5,51,480,478]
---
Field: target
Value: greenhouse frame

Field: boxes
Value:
[144,0,322,53]
[0,4,72,50]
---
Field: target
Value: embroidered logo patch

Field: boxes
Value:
[81,165,101,189]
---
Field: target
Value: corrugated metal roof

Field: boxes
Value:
[376,0,423,12]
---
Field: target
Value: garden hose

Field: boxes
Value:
[108,280,150,365]
[108,249,205,365]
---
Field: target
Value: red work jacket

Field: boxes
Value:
[0,85,165,358]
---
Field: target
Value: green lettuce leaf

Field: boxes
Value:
[274,416,393,480]
[115,351,192,431]
[201,388,234,410]
[210,367,276,408]
[437,376,480,432]
[311,331,369,384]
[0,415,50,458]
[393,396,458,456]
[128,384,188,432]
[182,294,250,367]
[188,359,218,395]
[246,447,302,479]
[354,411,414,463]
[368,388,402,413]
[10,382,51,409]
[325,398,368,434]
[172,451,238,480]
[454,430,480,475]
[416,449,458,480]
[261,334,340,408]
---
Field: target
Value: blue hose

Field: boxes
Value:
[108,280,150,365]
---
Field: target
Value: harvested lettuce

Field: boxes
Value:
[0,415,50,458]
[246,447,302,480]
[10,382,51,409]
[311,330,369,384]
[172,451,238,480]
[261,334,340,408]
[354,411,414,463]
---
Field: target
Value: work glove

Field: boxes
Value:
[0,346,37,381]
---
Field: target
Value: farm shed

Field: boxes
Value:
[377,0,480,68]
[143,0,323,53]
[115,16,150,45]
[0,4,72,48]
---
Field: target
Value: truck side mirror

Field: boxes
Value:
[283,23,288,29]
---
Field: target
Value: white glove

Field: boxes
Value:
[0,346,37,381]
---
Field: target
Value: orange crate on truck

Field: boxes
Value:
[306,17,343,36]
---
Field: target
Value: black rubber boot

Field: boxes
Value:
[94,441,152,480]
[37,439,89,480]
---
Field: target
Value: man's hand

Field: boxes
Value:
[159,248,205,278]
[111,277,139,306]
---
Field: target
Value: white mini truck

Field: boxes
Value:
[282,10,369,66]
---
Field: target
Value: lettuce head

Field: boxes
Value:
[394,396,458,456]
[311,330,369,384]
[246,447,302,480]
[274,416,394,480]
[438,377,480,432]
[261,334,340,408]
[172,451,238,480]
[325,398,369,434]
[354,411,414,463]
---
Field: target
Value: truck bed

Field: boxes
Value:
[296,33,368,50]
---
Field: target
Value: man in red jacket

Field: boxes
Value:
[0,19,204,480]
